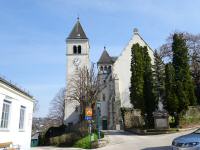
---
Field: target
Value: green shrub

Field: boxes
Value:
[73,133,98,149]
[94,130,104,138]
[77,124,88,137]
[38,133,46,146]
[49,132,81,147]
[46,121,102,148]
[59,134,67,144]
[48,130,103,148]
[180,116,200,126]
[50,136,59,146]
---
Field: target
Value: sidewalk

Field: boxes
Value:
[31,147,83,150]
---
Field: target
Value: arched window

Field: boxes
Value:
[78,45,81,54]
[100,66,103,71]
[73,45,77,54]
[108,66,112,73]
[104,66,108,73]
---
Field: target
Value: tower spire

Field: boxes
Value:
[67,18,88,40]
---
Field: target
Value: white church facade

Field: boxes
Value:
[64,19,154,130]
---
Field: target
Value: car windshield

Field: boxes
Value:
[194,129,200,134]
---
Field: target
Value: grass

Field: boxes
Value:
[73,133,98,149]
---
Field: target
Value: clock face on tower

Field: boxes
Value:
[73,58,81,67]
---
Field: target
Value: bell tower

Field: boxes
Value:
[66,18,90,82]
[64,18,90,124]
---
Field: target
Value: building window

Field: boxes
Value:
[19,106,26,130]
[73,45,77,54]
[78,45,81,54]
[0,100,11,129]
[100,66,103,71]
[104,66,108,73]
[108,66,112,73]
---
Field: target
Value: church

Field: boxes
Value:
[64,19,154,130]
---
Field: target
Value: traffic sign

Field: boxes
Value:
[85,116,92,120]
[85,107,93,117]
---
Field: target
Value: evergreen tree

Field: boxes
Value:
[172,33,196,114]
[143,46,155,127]
[153,50,165,106]
[130,43,156,128]
[164,63,178,116]
[130,43,145,113]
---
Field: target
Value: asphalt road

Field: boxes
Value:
[32,129,196,150]
[99,129,195,150]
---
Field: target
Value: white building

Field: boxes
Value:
[0,76,34,150]
[97,28,154,129]
[64,20,154,129]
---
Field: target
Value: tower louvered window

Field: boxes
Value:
[78,45,81,54]
[73,45,77,54]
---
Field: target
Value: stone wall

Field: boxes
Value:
[180,106,200,127]
[121,108,143,129]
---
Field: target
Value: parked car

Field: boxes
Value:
[172,128,200,150]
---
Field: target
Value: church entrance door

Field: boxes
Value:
[102,119,107,130]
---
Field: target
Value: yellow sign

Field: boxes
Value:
[85,107,92,117]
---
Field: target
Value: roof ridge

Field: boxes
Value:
[0,76,33,98]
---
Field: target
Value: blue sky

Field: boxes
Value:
[1,0,200,117]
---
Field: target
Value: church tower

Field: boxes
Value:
[64,18,90,124]
[66,18,90,82]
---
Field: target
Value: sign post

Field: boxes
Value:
[85,107,93,148]
[89,122,92,149]
[96,101,101,141]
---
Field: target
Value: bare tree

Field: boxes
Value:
[48,88,66,126]
[159,32,200,79]
[159,32,200,103]
[159,32,200,62]
[185,33,200,84]
[66,64,101,120]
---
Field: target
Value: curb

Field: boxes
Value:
[125,126,200,135]
[178,126,200,132]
